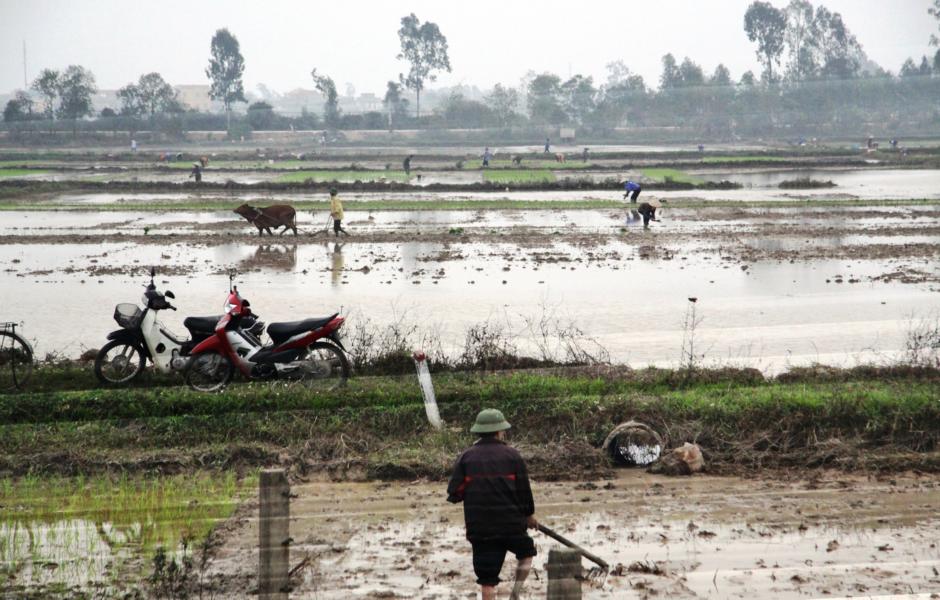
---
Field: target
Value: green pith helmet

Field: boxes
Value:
[470,408,511,433]
[329,188,338,196]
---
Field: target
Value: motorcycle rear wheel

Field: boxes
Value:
[185,351,234,392]
[289,342,349,391]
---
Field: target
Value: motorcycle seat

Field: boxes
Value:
[267,314,337,345]
[184,315,222,335]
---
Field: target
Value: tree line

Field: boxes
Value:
[4,3,940,139]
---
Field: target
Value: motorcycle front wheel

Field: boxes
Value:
[94,340,145,385]
[290,342,350,391]
[185,351,234,392]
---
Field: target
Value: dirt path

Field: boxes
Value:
[207,471,940,599]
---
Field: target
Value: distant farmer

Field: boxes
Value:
[447,409,537,600]
[637,199,661,228]
[582,147,589,162]
[330,188,349,237]
[189,163,202,183]
[130,139,137,152]
[482,147,493,168]
[403,154,413,175]
[544,138,551,153]
[623,180,642,203]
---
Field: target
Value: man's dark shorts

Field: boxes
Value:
[471,535,537,586]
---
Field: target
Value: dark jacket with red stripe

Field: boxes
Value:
[446,437,535,541]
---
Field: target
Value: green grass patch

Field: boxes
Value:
[276,170,411,183]
[640,168,703,184]
[0,169,46,178]
[701,156,792,164]
[483,169,557,183]
[484,159,591,170]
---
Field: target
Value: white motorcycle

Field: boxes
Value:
[94,268,263,385]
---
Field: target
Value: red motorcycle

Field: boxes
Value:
[184,283,349,391]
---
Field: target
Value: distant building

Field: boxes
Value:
[175,85,212,112]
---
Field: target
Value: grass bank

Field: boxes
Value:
[275,169,411,183]
[483,169,556,183]
[2,366,938,478]
[640,168,704,184]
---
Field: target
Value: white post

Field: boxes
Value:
[413,351,443,429]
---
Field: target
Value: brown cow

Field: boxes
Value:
[554,153,566,163]
[234,204,298,236]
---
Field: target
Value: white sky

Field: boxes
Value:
[0,0,935,96]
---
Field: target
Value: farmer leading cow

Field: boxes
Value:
[329,189,349,237]
[447,409,538,600]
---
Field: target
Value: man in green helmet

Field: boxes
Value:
[447,408,538,600]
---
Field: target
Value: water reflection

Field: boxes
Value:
[330,243,345,286]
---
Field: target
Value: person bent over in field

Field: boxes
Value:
[448,409,538,600]
[623,179,641,203]
[637,198,661,228]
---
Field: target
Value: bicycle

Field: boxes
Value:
[0,322,33,391]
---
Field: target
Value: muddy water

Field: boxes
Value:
[2,206,939,369]
[209,471,940,599]
[2,245,938,370]
[698,168,940,199]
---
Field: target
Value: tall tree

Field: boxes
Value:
[205,28,246,130]
[710,64,732,86]
[118,72,179,122]
[660,54,681,89]
[526,73,565,124]
[678,57,705,87]
[396,13,451,121]
[930,0,940,47]
[56,65,97,134]
[813,7,863,79]
[744,1,787,83]
[382,81,409,130]
[3,91,34,123]
[30,69,59,119]
[561,75,597,125]
[486,84,520,128]
[311,69,341,129]
[784,0,818,80]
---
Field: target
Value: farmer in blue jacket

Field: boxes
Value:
[623,180,641,203]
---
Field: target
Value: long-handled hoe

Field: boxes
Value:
[313,212,332,236]
[537,523,610,582]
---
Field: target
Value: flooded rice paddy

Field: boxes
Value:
[1,201,938,371]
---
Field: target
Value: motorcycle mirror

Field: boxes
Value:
[165,291,175,299]
[228,269,237,292]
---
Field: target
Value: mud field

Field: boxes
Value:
[208,470,940,599]
[1,197,938,371]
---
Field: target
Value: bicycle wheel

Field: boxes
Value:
[0,331,34,391]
